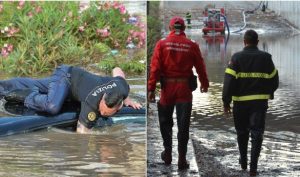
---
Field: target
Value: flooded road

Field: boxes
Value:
[189,31,300,176]
[148,1,300,176]
[0,77,146,176]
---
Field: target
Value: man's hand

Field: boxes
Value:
[200,86,208,93]
[148,91,155,103]
[223,105,232,117]
[112,67,126,78]
[124,98,142,109]
[76,120,92,134]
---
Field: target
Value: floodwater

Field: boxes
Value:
[0,77,146,177]
[189,30,300,176]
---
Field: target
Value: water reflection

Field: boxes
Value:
[190,32,300,176]
[0,125,145,176]
[0,77,146,176]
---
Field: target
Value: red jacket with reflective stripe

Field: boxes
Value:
[148,31,209,92]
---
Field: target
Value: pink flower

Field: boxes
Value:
[132,31,139,37]
[17,0,25,10]
[27,11,33,18]
[1,48,9,58]
[35,6,42,13]
[113,2,120,9]
[140,32,145,40]
[78,26,85,32]
[79,1,90,13]
[118,5,126,14]
[103,2,111,10]
[0,4,3,13]
[7,27,20,37]
[7,44,13,52]
[97,28,110,37]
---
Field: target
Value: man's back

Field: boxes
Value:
[157,32,199,78]
[70,67,129,102]
[229,46,277,98]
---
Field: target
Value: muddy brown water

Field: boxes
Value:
[0,78,146,177]
[188,30,300,176]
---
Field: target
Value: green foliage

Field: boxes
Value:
[147,1,162,75]
[0,1,145,76]
[93,42,111,54]
[98,49,145,74]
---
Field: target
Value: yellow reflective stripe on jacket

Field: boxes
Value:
[225,68,236,77]
[225,68,277,79]
[232,94,270,101]
[237,69,277,78]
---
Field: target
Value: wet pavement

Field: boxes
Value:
[190,12,300,177]
[148,1,300,177]
[147,103,199,177]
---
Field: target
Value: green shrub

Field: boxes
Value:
[147,1,161,79]
[0,1,145,76]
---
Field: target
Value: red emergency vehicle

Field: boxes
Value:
[202,8,226,35]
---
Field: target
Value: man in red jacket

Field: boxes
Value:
[148,16,209,170]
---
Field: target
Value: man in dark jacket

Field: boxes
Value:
[222,29,279,176]
[0,65,141,134]
[148,16,209,170]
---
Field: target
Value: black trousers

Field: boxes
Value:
[233,101,267,170]
[157,102,192,155]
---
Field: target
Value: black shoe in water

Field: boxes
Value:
[161,150,172,165]
[4,89,34,103]
[239,157,247,170]
[249,170,258,176]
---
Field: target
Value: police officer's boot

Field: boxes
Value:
[250,131,263,176]
[237,131,249,170]
[158,102,174,165]
[176,102,192,170]
[4,89,34,103]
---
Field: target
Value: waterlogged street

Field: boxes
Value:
[191,34,300,177]
[148,1,300,177]
[0,77,146,177]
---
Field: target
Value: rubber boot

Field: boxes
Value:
[161,148,172,165]
[176,102,192,170]
[250,131,263,176]
[178,152,189,170]
[157,102,174,165]
[237,131,249,170]
[4,89,35,103]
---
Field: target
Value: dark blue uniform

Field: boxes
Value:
[70,67,129,128]
[0,65,129,129]
[222,46,279,172]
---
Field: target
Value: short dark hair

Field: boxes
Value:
[244,29,258,45]
[104,91,123,108]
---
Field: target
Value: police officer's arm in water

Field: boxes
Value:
[112,67,142,109]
